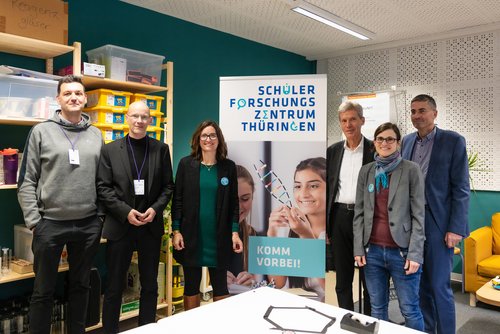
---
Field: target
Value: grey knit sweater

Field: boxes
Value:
[17,111,103,229]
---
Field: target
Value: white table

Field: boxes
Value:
[123,287,423,334]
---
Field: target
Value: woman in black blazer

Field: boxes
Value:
[172,120,243,310]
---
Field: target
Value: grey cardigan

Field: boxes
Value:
[353,159,425,264]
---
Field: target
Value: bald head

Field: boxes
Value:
[128,101,150,115]
[126,101,152,139]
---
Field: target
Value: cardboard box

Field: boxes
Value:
[109,56,127,81]
[157,261,166,303]
[58,63,105,77]
[83,62,105,78]
[11,258,33,274]
[159,233,169,263]
[0,0,68,45]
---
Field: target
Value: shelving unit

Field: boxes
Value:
[0,31,175,322]
[0,117,46,126]
[0,32,81,75]
[85,303,169,332]
[0,32,74,59]
[0,263,69,284]
[0,237,107,285]
[82,76,167,93]
[80,63,175,159]
[0,184,17,190]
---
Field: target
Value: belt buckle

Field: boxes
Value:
[335,202,355,211]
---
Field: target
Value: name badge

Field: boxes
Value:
[69,149,80,165]
[134,179,145,195]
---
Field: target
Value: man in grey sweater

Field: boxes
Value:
[17,75,103,334]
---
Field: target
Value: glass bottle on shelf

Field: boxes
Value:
[2,248,11,275]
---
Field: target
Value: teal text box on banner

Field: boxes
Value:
[248,236,325,278]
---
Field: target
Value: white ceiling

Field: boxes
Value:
[121,0,500,60]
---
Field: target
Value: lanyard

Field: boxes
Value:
[127,135,149,180]
[59,126,81,150]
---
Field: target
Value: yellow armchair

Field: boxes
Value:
[464,213,500,305]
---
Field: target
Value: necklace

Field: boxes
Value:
[202,162,216,171]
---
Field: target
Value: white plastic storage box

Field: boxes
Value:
[86,45,164,85]
[0,74,59,118]
[14,224,34,262]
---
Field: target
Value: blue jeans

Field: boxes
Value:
[364,244,424,331]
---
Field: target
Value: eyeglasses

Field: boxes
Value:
[200,133,217,141]
[375,136,397,144]
[127,114,151,121]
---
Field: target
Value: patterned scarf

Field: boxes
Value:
[374,150,402,192]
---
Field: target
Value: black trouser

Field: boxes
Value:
[102,225,162,334]
[332,203,371,315]
[183,266,228,297]
[29,216,102,334]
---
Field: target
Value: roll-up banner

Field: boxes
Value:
[220,74,327,300]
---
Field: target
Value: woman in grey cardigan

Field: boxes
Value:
[353,122,425,331]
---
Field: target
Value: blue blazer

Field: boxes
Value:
[401,127,470,237]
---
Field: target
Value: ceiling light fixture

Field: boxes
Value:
[291,1,375,40]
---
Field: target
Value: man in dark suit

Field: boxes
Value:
[97,101,175,334]
[327,101,372,314]
[401,94,470,334]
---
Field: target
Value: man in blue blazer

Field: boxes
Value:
[401,94,470,334]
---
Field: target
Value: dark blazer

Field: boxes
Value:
[97,136,174,240]
[401,127,470,238]
[172,156,239,268]
[353,160,425,264]
[326,137,374,237]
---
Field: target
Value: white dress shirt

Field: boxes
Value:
[335,138,364,204]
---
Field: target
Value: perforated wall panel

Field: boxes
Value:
[445,87,494,135]
[445,34,494,83]
[327,31,500,190]
[397,43,439,87]
[353,51,390,92]
[327,56,348,145]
